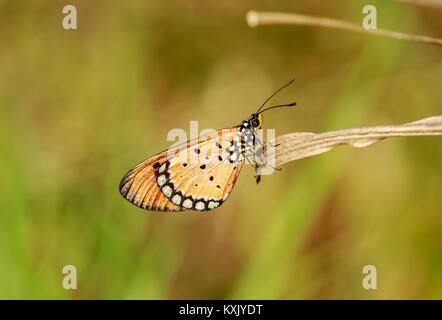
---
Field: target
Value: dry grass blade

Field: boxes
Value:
[259,116,442,170]
[246,11,442,46]
[390,0,442,9]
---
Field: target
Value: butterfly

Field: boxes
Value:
[119,79,296,212]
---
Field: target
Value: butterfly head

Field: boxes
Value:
[248,113,263,129]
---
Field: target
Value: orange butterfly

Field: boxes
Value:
[119,79,296,212]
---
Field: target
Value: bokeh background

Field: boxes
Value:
[0,0,441,299]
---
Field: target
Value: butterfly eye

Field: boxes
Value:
[250,117,260,128]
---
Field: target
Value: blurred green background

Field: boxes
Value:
[0,0,441,299]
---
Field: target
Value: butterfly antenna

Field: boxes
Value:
[259,102,296,114]
[256,78,295,114]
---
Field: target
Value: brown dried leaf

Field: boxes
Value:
[260,116,442,169]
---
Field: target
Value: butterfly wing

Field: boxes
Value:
[119,126,245,212]
[119,151,184,211]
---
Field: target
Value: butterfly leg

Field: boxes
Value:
[244,153,262,184]
[255,134,279,150]
[244,153,254,166]
[252,146,281,184]
[254,141,283,172]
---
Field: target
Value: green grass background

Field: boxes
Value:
[0,0,441,299]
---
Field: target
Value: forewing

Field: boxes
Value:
[119,152,184,211]
[155,127,245,211]
[119,126,245,212]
